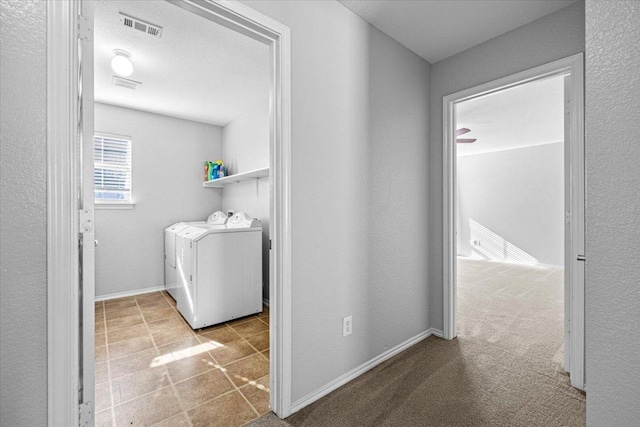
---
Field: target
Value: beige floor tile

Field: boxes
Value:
[96,346,108,363]
[240,381,270,415]
[162,292,177,306]
[108,335,155,360]
[105,306,140,321]
[111,367,171,405]
[230,318,269,337]
[95,362,109,384]
[165,351,218,383]
[142,307,179,323]
[109,347,159,379]
[107,323,148,344]
[196,325,241,345]
[174,369,234,410]
[139,300,172,313]
[113,386,181,427]
[258,315,269,325]
[209,339,257,366]
[94,409,113,427]
[106,314,144,331]
[95,381,112,412]
[95,321,105,334]
[147,316,186,333]
[135,292,167,306]
[157,336,202,355]
[95,332,106,348]
[224,353,269,387]
[152,325,194,346]
[150,412,190,427]
[262,350,270,361]
[244,331,269,352]
[104,297,136,311]
[188,391,257,427]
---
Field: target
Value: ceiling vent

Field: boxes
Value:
[119,13,162,38]
[112,76,141,90]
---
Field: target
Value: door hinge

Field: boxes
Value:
[190,242,192,249]
[565,211,571,224]
[78,401,93,426]
[78,15,92,41]
[577,255,586,261]
[189,275,192,283]
[269,239,272,250]
[79,209,93,234]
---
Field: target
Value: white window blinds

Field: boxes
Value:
[94,134,132,203]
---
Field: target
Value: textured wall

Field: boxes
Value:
[94,104,223,297]
[221,100,270,300]
[0,1,48,425]
[585,1,640,425]
[429,1,585,330]
[243,0,431,404]
[457,143,564,266]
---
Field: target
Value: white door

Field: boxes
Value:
[79,0,96,417]
[564,72,586,390]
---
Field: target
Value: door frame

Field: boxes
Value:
[46,1,293,425]
[441,53,585,390]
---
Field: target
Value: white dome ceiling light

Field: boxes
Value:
[111,50,133,77]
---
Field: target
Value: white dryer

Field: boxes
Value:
[175,212,262,329]
[164,211,227,300]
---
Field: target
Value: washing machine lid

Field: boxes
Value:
[226,211,261,229]
[206,211,228,225]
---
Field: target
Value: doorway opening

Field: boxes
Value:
[46,0,291,425]
[442,54,585,391]
[88,1,280,425]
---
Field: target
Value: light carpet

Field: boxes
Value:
[245,259,585,427]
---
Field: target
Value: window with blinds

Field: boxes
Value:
[94,134,132,203]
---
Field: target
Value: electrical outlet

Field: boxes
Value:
[343,315,352,337]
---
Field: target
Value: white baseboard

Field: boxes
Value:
[95,285,166,302]
[291,328,441,414]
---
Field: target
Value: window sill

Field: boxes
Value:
[95,203,135,210]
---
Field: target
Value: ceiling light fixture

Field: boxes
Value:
[111,49,133,77]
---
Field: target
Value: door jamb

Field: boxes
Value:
[441,53,585,390]
[46,1,293,424]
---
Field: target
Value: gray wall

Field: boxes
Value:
[585,1,640,425]
[0,0,48,425]
[243,0,431,403]
[221,100,270,301]
[94,103,223,297]
[457,143,564,266]
[429,1,585,330]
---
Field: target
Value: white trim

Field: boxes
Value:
[291,329,440,413]
[47,1,81,426]
[442,53,585,390]
[95,203,135,210]
[95,286,167,302]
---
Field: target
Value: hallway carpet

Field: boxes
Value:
[245,259,585,427]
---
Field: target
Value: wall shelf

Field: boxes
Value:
[203,167,269,188]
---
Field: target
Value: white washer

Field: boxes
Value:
[175,212,262,329]
[164,211,227,300]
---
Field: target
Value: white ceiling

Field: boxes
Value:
[456,75,564,157]
[338,0,576,63]
[94,0,270,126]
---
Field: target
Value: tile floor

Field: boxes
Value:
[95,291,270,427]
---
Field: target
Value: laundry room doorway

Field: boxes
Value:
[46,1,292,425]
